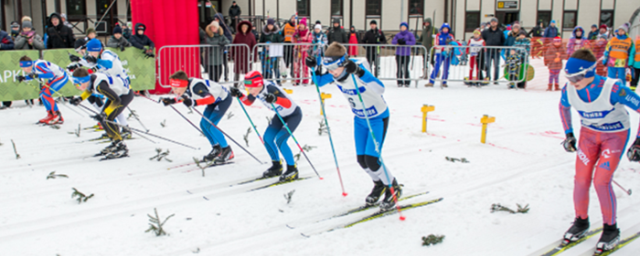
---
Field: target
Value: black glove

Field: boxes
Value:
[27,73,38,79]
[182,96,196,107]
[161,97,177,106]
[627,138,640,161]
[16,75,27,83]
[264,93,277,103]
[397,38,406,45]
[69,55,82,62]
[67,63,82,72]
[344,60,358,74]
[92,112,107,122]
[119,43,126,52]
[85,55,98,64]
[562,133,577,152]
[230,87,243,98]
[69,97,82,106]
[305,56,317,68]
[314,67,323,76]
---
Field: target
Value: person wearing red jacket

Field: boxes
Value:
[466,29,486,86]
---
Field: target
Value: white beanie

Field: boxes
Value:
[314,24,322,30]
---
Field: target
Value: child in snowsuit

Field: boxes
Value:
[392,22,416,87]
[292,18,313,86]
[311,24,328,67]
[603,25,636,86]
[426,23,454,87]
[259,18,284,85]
[566,26,590,57]
[467,29,485,86]
[230,71,302,181]
[348,26,359,57]
[16,56,69,124]
[506,49,522,89]
[559,49,640,254]
[306,42,402,210]
[544,36,567,91]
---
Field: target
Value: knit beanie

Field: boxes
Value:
[267,18,275,25]
[113,25,122,35]
[370,20,377,25]
[400,22,409,29]
[314,24,322,30]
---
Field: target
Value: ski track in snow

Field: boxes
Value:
[1,65,640,256]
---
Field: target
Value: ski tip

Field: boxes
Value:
[399,216,406,221]
[342,192,348,197]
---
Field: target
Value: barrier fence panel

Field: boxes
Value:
[252,42,320,85]
[158,44,252,88]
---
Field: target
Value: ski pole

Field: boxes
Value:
[235,97,265,145]
[77,104,199,150]
[350,74,404,220]
[310,68,346,196]
[191,107,264,164]
[127,106,150,132]
[269,103,322,180]
[613,180,632,196]
[169,105,206,135]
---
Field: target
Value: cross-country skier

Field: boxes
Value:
[69,68,134,159]
[68,38,132,137]
[559,49,640,254]
[160,70,234,163]
[229,70,302,181]
[306,42,402,210]
[16,55,69,125]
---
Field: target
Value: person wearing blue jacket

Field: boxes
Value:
[426,23,455,87]
[0,28,15,49]
[392,22,416,87]
[543,20,559,38]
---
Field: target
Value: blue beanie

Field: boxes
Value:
[86,39,103,52]
[591,24,597,28]
[113,25,122,35]
[400,22,409,29]
[550,20,556,24]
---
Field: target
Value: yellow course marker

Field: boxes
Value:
[421,104,435,133]
[480,115,496,144]
[284,88,293,94]
[320,92,332,115]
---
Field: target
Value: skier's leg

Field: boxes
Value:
[41,86,56,112]
[364,116,392,185]
[574,128,600,220]
[200,104,219,146]
[593,130,629,225]
[206,96,232,148]
[275,108,302,166]
[263,116,283,162]
[103,91,134,141]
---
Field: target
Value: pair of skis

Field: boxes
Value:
[540,227,640,256]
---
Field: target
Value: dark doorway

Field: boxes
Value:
[96,0,118,35]
[495,11,519,27]
[199,0,220,29]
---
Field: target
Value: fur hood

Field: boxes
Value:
[237,20,253,35]
[206,24,224,37]
[262,23,280,35]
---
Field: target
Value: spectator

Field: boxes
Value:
[122,22,132,40]
[281,15,297,78]
[598,24,609,39]
[392,22,415,88]
[292,18,312,86]
[311,24,327,58]
[603,24,635,85]
[228,1,241,33]
[46,13,75,49]
[481,17,504,84]
[202,21,229,82]
[347,26,360,57]
[544,37,566,91]
[107,25,132,50]
[529,21,544,38]
[10,21,20,40]
[251,25,259,40]
[567,26,590,57]
[214,13,233,82]
[418,17,438,78]
[630,36,640,91]
[505,23,523,48]
[231,20,257,84]
[528,21,545,59]
[426,23,455,88]
[60,13,73,29]
[361,20,387,77]
[130,23,155,58]
[14,17,45,50]
[327,18,348,45]
[588,24,599,40]
[513,30,531,88]
[0,25,15,108]
[506,48,523,89]
[543,20,558,38]
[259,18,283,85]
[74,28,97,50]
[467,29,486,86]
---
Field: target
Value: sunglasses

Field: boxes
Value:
[565,63,597,83]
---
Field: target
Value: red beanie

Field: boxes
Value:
[599,24,607,30]
[244,71,264,88]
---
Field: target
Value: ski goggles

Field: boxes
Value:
[322,54,348,71]
[564,59,597,83]
[19,61,33,68]
[72,75,91,86]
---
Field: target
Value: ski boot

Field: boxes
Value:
[441,83,448,88]
[365,180,386,206]
[44,111,62,125]
[55,111,64,124]
[595,224,620,254]
[425,83,434,87]
[214,146,234,163]
[103,141,129,160]
[380,179,402,210]
[96,140,119,156]
[263,160,283,178]
[464,77,471,86]
[562,217,590,245]
[280,165,299,181]
[404,83,411,88]
[121,126,132,140]
[202,145,222,162]
[38,111,54,124]
[554,83,561,91]
[547,83,553,91]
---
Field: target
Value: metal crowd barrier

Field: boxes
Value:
[427,45,530,85]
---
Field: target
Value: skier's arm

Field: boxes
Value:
[314,72,335,88]
[266,85,292,108]
[191,82,217,105]
[357,63,385,94]
[559,86,573,134]
[34,63,54,79]
[610,82,640,137]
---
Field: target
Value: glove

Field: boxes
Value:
[627,138,640,161]
[119,43,126,52]
[69,55,82,62]
[305,56,317,68]
[264,93,277,103]
[562,133,577,152]
[230,87,243,98]
[27,73,38,79]
[92,112,107,122]
[161,97,177,106]
[16,75,27,83]
[397,38,406,45]
[344,60,358,74]
[314,67,323,77]
[67,63,82,72]
[69,97,82,106]
[85,55,98,64]
[182,96,196,108]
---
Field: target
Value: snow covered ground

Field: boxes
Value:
[1,59,640,256]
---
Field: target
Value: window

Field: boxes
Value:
[331,0,343,16]
[366,0,382,17]
[409,0,423,16]
[66,0,86,20]
[465,12,480,32]
[562,11,577,29]
[296,0,310,17]
[536,11,551,27]
[600,10,614,28]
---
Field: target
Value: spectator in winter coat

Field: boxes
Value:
[327,19,348,45]
[251,25,260,40]
[14,17,45,50]
[543,20,558,38]
[598,25,610,40]
[107,25,132,50]
[0,25,15,108]
[392,22,416,87]
[281,15,297,75]
[630,36,640,91]
[566,26,590,57]
[10,21,20,40]
[418,17,438,77]
[467,29,486,85]
[427,23,455,87]
[512,30,531,88]
[481,17,505,83]
[544,36,566,91]
[361,20,387,77]
[122,23,132,40]
[129,23,154,50]
[60,13,73,29]
[232,20,257,84]
[603,25,635,85]
[214,13,233,81]
[527,21,544,38]
[46,13,75,49]
[593,31,609,76]
[588,24,599,40]
[505,24,523,48]
[259,18,283,84]
[228,1,241,33]
[348,26,360,57]
[202,21,230,82]
[292,18,313,85]
[74,28,97,50]
[312,24,328,58]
